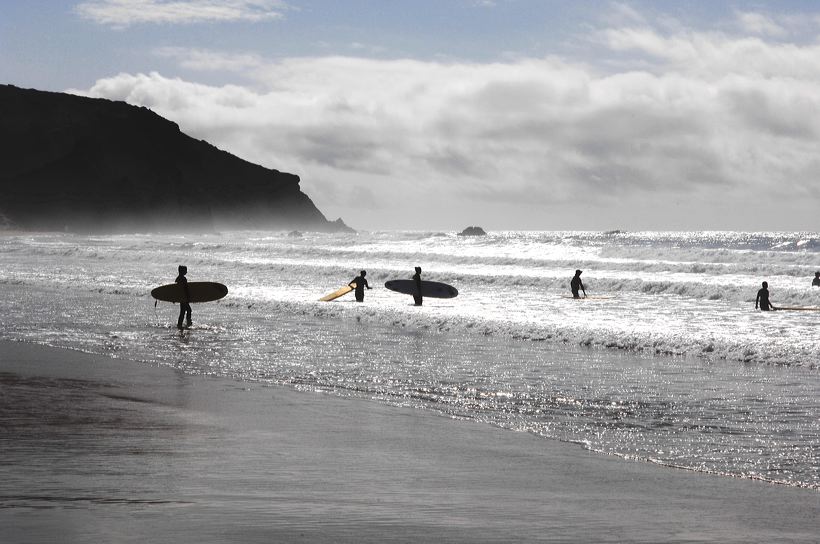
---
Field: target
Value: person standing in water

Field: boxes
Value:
[349,270,372,302]
[755,281,776,311]
[813,272,820,287]
[176,265,192,329]
[412,266,423,306]
[570,269,586,299]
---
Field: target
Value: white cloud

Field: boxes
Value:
[75,0,286,27]
[71,26,820,229]
[606,1,647,25]
[155,46,264,71]
[602,27,820,80]
[737,12,787,37]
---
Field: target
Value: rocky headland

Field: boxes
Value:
[0,85,352,233]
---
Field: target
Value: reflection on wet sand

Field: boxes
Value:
[2,341,819,544]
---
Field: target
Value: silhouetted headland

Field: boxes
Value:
[0,85,353,233]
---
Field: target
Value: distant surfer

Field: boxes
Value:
[755,281,776,311]
[412,266,423,306]
[813,272,820,287]
[176,265,192,329]
[570,269,586,299]
[349,270,372,302]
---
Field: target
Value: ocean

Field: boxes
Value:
[1,230,818,489]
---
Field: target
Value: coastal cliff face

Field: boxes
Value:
[0,85,350,232]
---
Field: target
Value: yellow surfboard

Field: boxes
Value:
[320,283,355,302]
[560,295,614,300]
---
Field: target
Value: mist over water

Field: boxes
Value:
[1,230,819,488]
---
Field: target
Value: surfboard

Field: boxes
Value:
[151,282,228,303]
[320,283,355,302]
[774,306,820,311]
[384,280,458,298]
[560,295,614,300]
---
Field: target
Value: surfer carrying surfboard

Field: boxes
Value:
[413,266,423,306]
[755,281,776,311]
[349,270,372,302]
[383,273,457,302]
[571,269,586,299]
[176,265,192,329]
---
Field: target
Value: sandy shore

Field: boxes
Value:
[1,340,818,543]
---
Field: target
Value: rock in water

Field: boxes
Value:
[458,226,487,236]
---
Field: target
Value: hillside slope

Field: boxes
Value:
[0,85,350,232]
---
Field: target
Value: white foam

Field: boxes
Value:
[2,230,819,368]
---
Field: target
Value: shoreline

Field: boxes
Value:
[1,339,818,543]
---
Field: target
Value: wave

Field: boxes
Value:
[7,242,819,290]
[5,230,819,269]
[4,231,820,369]
[12,275,811,369]
[6,251,820,311]
[212,298,820,369]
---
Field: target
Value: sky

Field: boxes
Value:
[3,0,820,231]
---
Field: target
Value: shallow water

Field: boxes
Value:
[5,343,817,544]
[1,230,819,489]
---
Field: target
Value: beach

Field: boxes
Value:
[2,340,818,543]
[6,0,820,540]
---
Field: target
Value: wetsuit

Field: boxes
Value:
[412,271,423,306]
[756,287,774,311]
[570,276,585,299]
[350,275,369,302]
[813,276,820,287]
[176,273,192,327]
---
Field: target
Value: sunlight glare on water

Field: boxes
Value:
[1,230,819,489]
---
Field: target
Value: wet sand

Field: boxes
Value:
[1,340,818,543]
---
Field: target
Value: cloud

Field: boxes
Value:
[155,47,265,72]
[606,1,647,25]
[72,22,820,228]
[601,26,820,79]
[75,0,286,27]
[736,12,787,37]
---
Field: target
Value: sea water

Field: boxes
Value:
[1,230,818,489]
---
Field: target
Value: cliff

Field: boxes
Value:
[0,85,352,232]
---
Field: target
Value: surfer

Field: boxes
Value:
[813,272,820,287]
[755,281,776,311]
[570,269,586,299]
[349,270,372,302]
[176,265,192,329]
[412,266,423,306]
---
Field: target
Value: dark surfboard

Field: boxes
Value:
[384,280,458,299]
[151,282,228,303]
